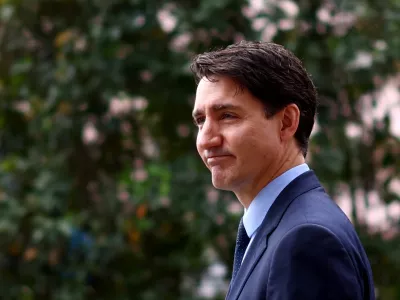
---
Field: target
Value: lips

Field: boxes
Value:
[206,155,232,166]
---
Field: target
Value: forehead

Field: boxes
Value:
[193,77,242,111]
[193,76,266,118]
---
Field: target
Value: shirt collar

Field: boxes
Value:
[243,163,310,238]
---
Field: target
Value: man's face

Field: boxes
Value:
[193,76,283,194]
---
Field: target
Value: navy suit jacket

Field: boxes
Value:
[226,171,375,300]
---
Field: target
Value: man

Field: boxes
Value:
[190,41,375,300]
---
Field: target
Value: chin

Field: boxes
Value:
[211,177,233,191]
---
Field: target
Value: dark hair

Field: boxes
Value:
[190,41,317,157]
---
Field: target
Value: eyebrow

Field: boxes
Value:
[192,103,241,119]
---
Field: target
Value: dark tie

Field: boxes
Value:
[231,218,250,282]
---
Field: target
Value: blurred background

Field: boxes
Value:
[0,0,399,299]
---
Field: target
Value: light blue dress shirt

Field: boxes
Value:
[242,163,310,261]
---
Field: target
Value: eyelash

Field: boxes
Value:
[221,113,234,120]
[194,117,205,126]
[195,113,235,126]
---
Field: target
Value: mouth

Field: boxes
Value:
[206,155,232,166]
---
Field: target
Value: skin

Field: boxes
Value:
[193,76,305,208]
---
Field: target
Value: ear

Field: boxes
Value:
[279,104,300,142]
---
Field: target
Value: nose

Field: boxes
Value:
[196,119,222,150]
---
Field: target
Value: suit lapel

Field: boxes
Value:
[226,171,322,300]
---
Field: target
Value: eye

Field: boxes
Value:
[221,113,236,120]
[194,116,205,126]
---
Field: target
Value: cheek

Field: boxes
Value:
[228,128,259,156]
[237,127,277,158]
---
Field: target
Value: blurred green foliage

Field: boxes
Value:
[0,0,399,299]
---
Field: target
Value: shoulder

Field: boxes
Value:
[269,186,367,259]
[281,186,354,236]
[270,186,370,268]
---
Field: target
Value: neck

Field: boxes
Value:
[234,151,305,209]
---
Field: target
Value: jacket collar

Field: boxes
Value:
[226,170,321,300]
